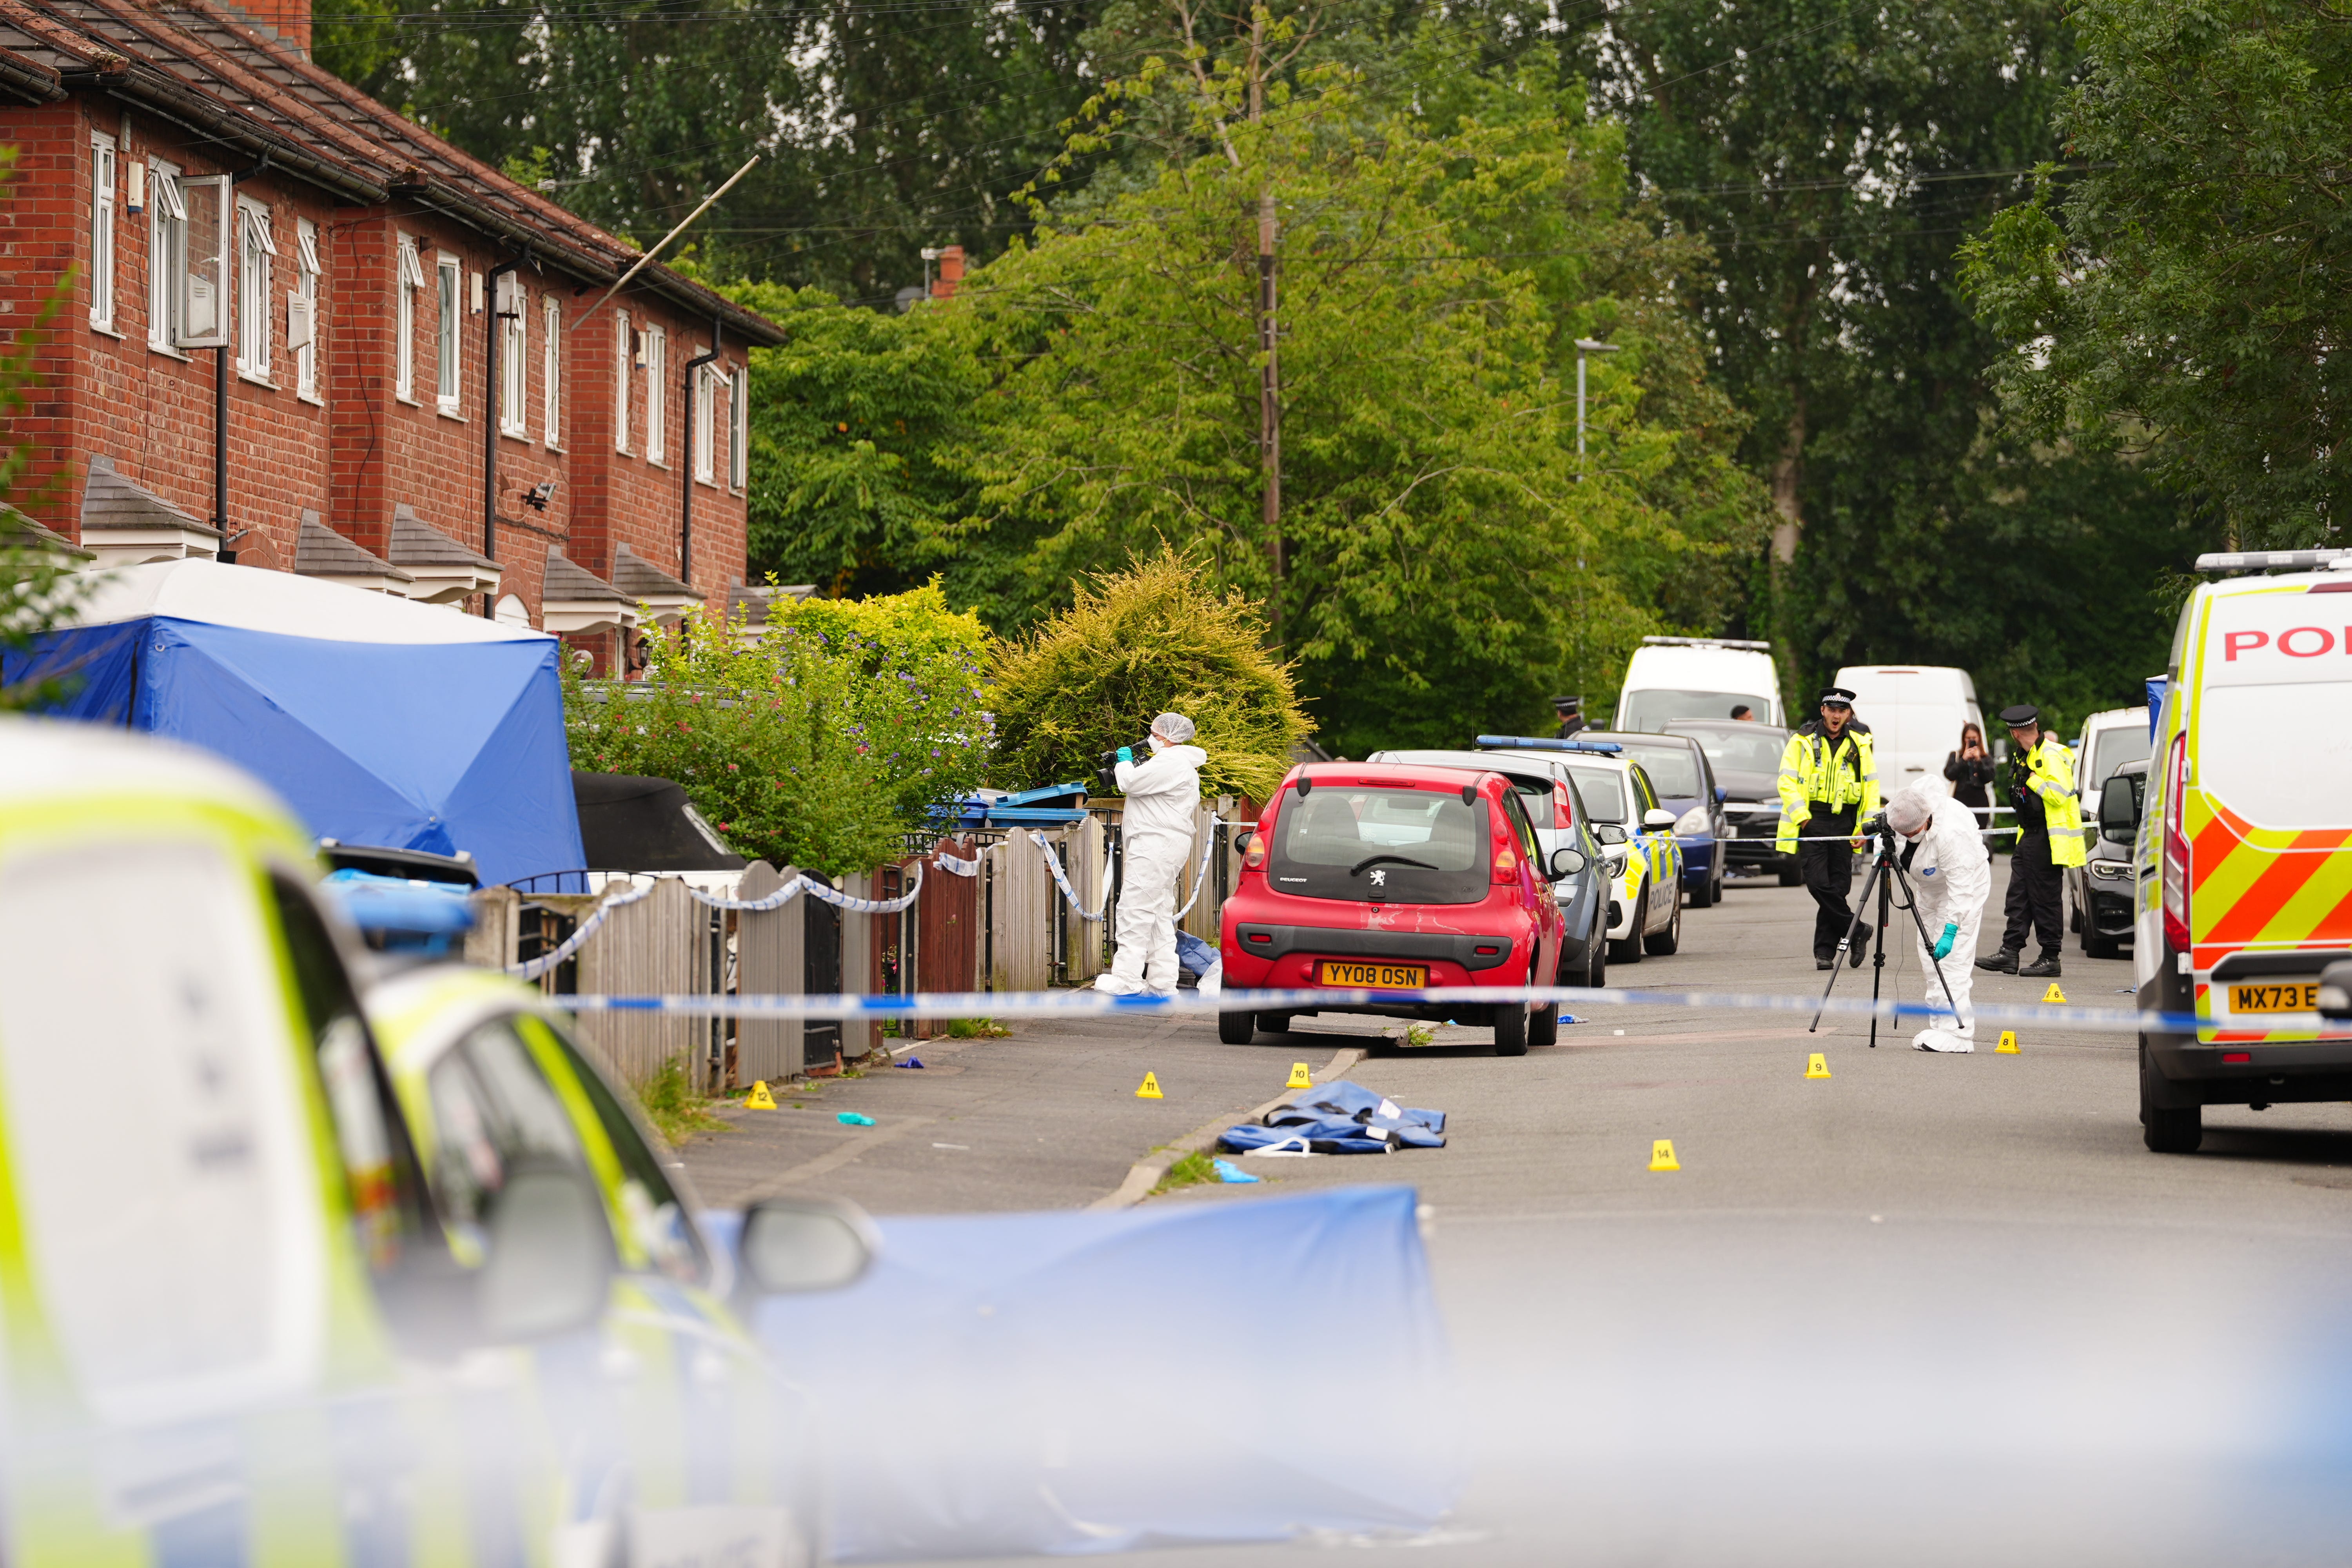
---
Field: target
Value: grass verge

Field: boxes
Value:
[1152,1149,1218,1195]
[637,1058,733,1146]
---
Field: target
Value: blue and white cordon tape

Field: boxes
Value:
[510,865,929,981]
[546,984,2314,1040]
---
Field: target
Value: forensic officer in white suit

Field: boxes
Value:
[1886,779,1993,1053]
[1094,713,1209,996]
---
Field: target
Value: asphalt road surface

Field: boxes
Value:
[677,869,2352,1566]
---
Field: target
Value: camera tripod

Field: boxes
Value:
[1810,817,1964,1048]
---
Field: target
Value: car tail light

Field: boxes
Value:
[2224,1051,2251,1063]
[1241,829,1265,871]
[1493,846,1519,882]
[2161,731,2191,956]
[1553,783,1574,830]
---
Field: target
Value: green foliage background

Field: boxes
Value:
[988,550,1309,802]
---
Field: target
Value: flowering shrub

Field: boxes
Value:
[565,581,991,875]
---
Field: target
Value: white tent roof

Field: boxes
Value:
[67,559,549,646]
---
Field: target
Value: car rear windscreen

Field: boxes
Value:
[1564,766,1628,823]
[1619,688,1773,731]
[1268,787,1488,905]
[1611,742,1703,798]
[1675,726,1787,775]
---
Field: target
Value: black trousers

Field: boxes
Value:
[1797,804,1860,958]
[2002,829,2064,956]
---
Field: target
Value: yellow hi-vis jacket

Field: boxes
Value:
[2014,733,2087,867]
[1776,723,1880,853]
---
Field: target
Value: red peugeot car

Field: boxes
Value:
[1217,761,1581,1056]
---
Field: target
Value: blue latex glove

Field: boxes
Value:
[1116,746,1134,764]
[1931,922,1958,961]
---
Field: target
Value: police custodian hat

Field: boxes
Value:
[1998,703,2041,727]
[1818,686,1858,705]
[1552,694,1583,711]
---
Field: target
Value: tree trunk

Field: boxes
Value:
[1770,394,1806,565]
[1250,11,1283,650]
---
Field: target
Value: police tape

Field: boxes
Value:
[546,983,2327,1040]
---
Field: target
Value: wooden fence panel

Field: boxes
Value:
[572,877,709,1088]
[734,862,801,1086]
[839,872,878,1059]
[988,831,1054,993]
[913,840,979,1038]
[1064,815,1107,984]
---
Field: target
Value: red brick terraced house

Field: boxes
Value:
[0,0,782,667]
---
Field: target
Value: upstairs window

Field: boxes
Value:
[435,254,460,412]
[496,273,526,438]
[614,311,632,453]
[542,294,561,447]
[235,199,276,379]
[394,236,423,401]
[147,161,184,350]
[691,349,715,485]
[90,135,116,331]
[291,220,320,401]
[643,324,666,463]
[175,174,231,350]
[730,364,748,490]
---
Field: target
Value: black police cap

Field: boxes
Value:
[1552,694,1583,710]
[1998,703,2040,727]
[1818,686,1857,705]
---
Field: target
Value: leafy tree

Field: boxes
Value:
[564,583,991,873]
[946,45,1754,754]
[1600,0,2187,715]
[1960,0,2352,547]
[988,548,1309,800]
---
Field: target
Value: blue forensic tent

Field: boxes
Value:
[9,560,584,886]
[715,1185,1462,1560]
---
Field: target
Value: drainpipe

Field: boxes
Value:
[215,346,229,557]
[483,256,523,615]
[681,320,721,588]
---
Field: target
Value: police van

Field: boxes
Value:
[2134,551,2352,1151]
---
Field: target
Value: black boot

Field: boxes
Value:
[1849,927,1871,968]
[1975,949,2020,974]
[1816,955,1835,971]
[2018,952,2063,979]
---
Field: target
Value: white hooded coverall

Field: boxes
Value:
[1900,790,1992,1051]
[1105,742,1208,992]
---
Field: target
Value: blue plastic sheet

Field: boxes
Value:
[14,618,583,886]
[1221,1080,1448,1155]
[732,1185,1459,1559]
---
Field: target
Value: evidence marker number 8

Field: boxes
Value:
[1319,961,1428,990]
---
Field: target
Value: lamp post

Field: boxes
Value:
[1574,337,1619,477]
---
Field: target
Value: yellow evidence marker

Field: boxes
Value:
[1649,1138,1681,1172]
[2042,982,2068,1004]
[744,1080,778,1109]
[1136,1072,1164,1100]
[1805,1052,1832,1080]
[1286,1062,1314,1090]
[1996,1031,2020,1055]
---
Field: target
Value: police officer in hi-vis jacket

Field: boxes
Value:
[1777,686,1881,970]
[1975,702,2085,979]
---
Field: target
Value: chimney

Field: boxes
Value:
[236,0,311,56]
[929,245,965,301]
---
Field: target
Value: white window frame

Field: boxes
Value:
[613,311,632,454]
[291,220,321,403]
[643,323,666,465]
[175,174,232,350]
[395,236,423,401]
[436,254,461,414]
[90,134,117,332]
[148,160,185,352]
[542,294,561,448]
[730,363,748,491]
[691,350,717,485]
[496,273,527,438]
[235,198,276,381]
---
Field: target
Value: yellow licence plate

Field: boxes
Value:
[2230,982,2320,1015]
[1319,961,1428,990]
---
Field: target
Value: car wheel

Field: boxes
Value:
[1530,959,1561,1047]
[1645,887,1683,956]
[1710,871,1724,906]
[1494,996,1531,1056]
[1587,922,1608,988]
[1259,1011,1293,1034]
[2083,925,2119,960]
[1217,1010,1255,1045]
[2141,1041,2202,1153]
[1608,887,1646,964]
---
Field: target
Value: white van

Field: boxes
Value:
[1833,665,1985,793]
[2074,705,2153,800]
[1614,637,1782,730]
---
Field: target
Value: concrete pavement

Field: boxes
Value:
[671,871,2352,1566]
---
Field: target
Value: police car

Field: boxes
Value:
[1474,739,1684,963]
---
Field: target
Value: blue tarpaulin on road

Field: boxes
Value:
[1221,1080,1448,1156]
[7,561,583,887]
[727,1185,1459,1559]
